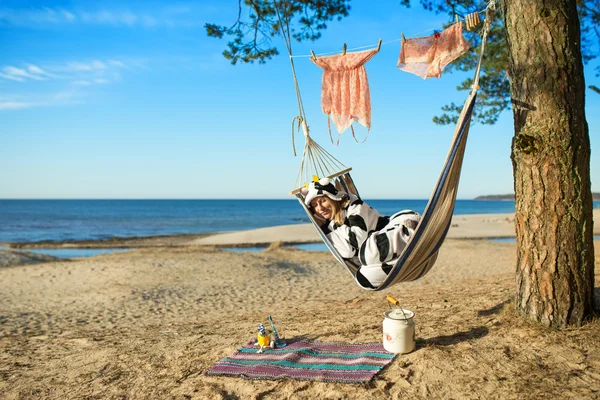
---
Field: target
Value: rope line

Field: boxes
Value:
[471,1,496,92]
[290,4,492,59]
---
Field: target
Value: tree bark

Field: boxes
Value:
[502,0,595,327]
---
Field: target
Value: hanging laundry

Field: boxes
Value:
[311,49,378,143]
[398,22,470,79]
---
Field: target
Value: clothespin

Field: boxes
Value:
[377,38,382,52]
[472,12,479,29]
[466,13,472,30]
[310,50,316,61]
[342,43,347,55]
[401,32,406,42]
[455,14,459,24]
[474,12,481,26]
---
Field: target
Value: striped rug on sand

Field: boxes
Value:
[205,339,396,383]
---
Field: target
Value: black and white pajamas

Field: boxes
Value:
[321,194,420,288]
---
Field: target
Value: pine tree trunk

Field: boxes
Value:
[502,0,595,327]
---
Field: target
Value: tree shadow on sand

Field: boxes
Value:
[477,300,510,317]
[418,326,489,348]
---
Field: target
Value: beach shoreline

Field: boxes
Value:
[3,210,598,250]
[1,232,215,250]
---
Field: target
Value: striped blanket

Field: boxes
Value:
[205,339,396,383]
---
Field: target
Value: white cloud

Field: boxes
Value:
[1,66,46,81]
[0,101,34,110]
[28,65,45,74]
[53,90,82,102]
[0,88,85,111]
[109,60,126,68]
[0,57,136,110]
[72,77,111,86]
[0,59,130,84]
[27,64,56,78]
[0,7,202,28]
[0,73,24,82]
[64,60,107,72]
[62,10,76,21]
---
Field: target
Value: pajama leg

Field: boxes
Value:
[356,264,390,288]
[356,211,420,288]
[358,211,420,265]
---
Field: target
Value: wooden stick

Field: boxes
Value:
[289,168,353,195]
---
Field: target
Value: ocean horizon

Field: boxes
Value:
[1,199,599,244]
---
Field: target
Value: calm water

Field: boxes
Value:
[0,199,598,244]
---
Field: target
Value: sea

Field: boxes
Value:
[1,199,598,258]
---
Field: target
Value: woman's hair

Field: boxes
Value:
[331,199,345,226]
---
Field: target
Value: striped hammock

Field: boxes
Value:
[294,91,476,290]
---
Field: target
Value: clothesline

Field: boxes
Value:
[290,4,491,59]
[291,38,402,58]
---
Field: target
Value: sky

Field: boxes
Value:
[1,0,599,200]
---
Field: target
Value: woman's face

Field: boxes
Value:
[310,196,335,221]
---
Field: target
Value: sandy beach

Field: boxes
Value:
[1,212,600,399]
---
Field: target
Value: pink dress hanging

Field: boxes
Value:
[311,49,378,143]
[398,22,470,79]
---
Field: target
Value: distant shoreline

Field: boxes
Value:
[1,232,214,249]
[475,193,600,201]
[474,195,515,201]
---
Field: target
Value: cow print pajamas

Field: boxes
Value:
[321,194,420,288]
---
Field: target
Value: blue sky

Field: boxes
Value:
[1,1,598,199]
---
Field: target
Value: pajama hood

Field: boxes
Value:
[301,178,347,207]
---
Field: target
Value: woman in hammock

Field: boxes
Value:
[302,178,420,287]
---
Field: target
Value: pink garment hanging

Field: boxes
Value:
[398,22,470,79]
[311,49,378,143]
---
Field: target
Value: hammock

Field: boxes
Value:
[293,90,476,290]
[279,2,495,291]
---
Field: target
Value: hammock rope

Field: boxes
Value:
[275,4,348,190]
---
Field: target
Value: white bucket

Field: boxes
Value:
[382,308,415,354]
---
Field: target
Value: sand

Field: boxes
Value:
[187,209,600,246]
[1,212,600,399]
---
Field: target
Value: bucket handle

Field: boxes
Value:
[386,295,411,324]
